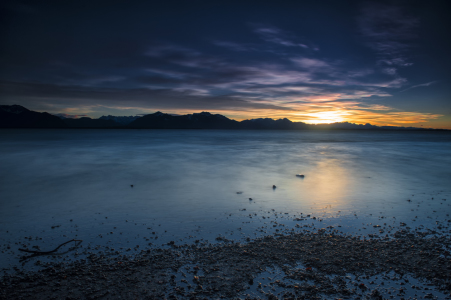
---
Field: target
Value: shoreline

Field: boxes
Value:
[2,227,450,299]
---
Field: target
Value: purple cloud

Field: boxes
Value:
[252,24,313,49]
[399,81,439,93]
[382,68,397,75]
[291,58,332,70]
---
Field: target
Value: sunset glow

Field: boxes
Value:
[0,1,449,129]
[299,111,348,124]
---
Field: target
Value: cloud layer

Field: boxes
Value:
[0,1,447,127]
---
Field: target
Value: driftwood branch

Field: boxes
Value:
[19,239,83,255]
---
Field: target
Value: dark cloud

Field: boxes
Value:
[145,45,226,69]
[358,2,418,66]
[212,41,256,52]
[0,80,293,112]
[134,75,184,85]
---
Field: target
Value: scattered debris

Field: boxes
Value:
[3,229,450,299]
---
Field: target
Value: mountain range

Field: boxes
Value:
[0,105,67,128]
[0,105,447,131]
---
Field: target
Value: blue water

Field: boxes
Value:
[0,129,450,271]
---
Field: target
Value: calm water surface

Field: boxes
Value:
[1,129,450,271]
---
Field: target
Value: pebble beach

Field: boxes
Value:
[1,209,450,300]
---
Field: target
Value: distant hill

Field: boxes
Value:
[240,118,309,130]
[63,117,120,128]
[99,115,140,125]
[308,122,437,131]
[0,105,67,128]
[0,105,448,130]
[128,111,240,129]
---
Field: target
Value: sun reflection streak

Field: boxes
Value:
[286,158,354,211]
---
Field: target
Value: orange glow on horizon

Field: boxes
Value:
[55,104,449,130]
[223,108,446,128]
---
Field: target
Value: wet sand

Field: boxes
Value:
[1,226,450,300]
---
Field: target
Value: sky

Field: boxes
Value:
[1,0,450,128]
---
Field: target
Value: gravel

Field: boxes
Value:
[1,227,450,299]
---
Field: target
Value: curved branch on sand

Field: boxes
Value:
[18,239,83,255]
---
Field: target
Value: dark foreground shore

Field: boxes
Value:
[1,228,450,300]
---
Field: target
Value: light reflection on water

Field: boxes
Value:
[0,129,450,270]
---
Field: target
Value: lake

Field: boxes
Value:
[1,129,450,272]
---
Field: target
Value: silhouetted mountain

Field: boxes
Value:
[0,105,67,128]
[309,122,437,131]
[310,122,376,130]
[128,111,240,129]
[63,117,120,128]
[1,105,447,130]
[240,118,309,130]
[99,115,139,125]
